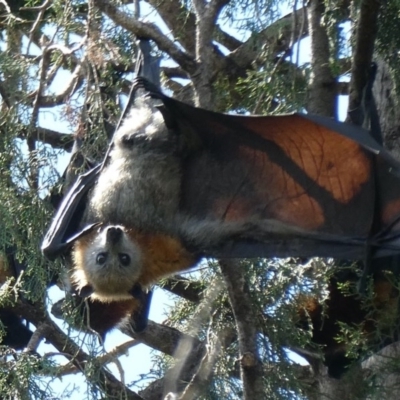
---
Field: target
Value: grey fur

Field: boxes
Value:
[86,94,181,230]
[73,94,183,299]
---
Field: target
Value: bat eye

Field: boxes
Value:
[96,252,108,265]
[119,253,131,266]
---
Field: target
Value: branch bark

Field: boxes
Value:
[160,276,204,303]
[93,0,196,73]
[307,0,336,116]
[219,260,265,400]
[16,126,74,151]
[121,320,202,356]
[191,0,230,107]
[347,0,382,125]
[13,301,144,400]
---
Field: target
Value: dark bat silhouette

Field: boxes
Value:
[0,249,33,350]
[295,261,399,378]
[41,77,400,333]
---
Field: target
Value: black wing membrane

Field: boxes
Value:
[41,165,101,260]
[42,44,158,260]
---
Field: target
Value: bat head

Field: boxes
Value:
[71,225,143,302]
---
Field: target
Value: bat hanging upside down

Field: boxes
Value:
[42,78,400,313]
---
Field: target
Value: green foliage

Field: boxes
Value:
[2,0,400,398]
[0,351,58,400]
[151,259,334,399]
[220,0,286,33]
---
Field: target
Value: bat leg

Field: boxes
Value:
[133,76,164,100]
[357,246,373,294]
[129,290,153,332]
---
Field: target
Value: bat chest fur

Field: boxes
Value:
[87,151,181,231]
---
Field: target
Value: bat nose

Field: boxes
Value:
[106,226,123,244]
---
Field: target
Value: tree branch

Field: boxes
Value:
[17,126,74,151]
[161,66,190,80]
[146,0,196,55]
[214,24,242,51]
[191,0,230,107]
[35,57,85,108]
[219,260,265,400]
[227,8,308,70]
[93,0,196,73]
[121,320,202,356]
[307,0,336,116]
[13,301,144,400]
[160,276,204,303]
[347,0,382,125]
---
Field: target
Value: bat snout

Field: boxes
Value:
[106,226,123,244]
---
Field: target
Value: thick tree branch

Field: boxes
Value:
[17,126,74,151]
[160,276,204,303]
[121,320,202,356]
[219,260,265,400]
[227,8,308,70]
[214,24,242,51]
[13,301,144,400]
[191,0,230,107]
[307,0,336,116]
[93,0,196,73]
[161,66,190,80]
[347,0,382,125]
[146,0,196,55]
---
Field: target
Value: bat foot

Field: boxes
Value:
[133,77,163,100]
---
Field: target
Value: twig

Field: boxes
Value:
[13,301,144,399]
[163,277,224,397]
[177,315,222,400]
[25,0,53,54]
[24,322,49,353]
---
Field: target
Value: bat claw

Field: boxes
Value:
[133,77,163,99]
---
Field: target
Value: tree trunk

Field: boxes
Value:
[373,59,400,160]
